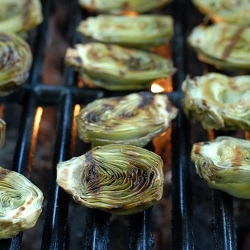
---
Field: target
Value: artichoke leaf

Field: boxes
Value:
[57,144,163,215]
[191,136,250,199]
[65,42,175,91]
[192,0,250,25]
[0,167,43,239]
[76,91,178,147]
[77,14,173,49]
[78,0,173,14]
[188,23,250,70]
[182,73,250,130]
[0,32,32,96]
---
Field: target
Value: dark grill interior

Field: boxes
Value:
[0,0,249,249]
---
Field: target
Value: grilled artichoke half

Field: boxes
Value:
[0,32,32,96]
[0,0,43,33]
[78,0,172,14]
[192,0,250,25]
[188,23,250,69]
[76,92,178,147]
[65,42,175,91]
[191,136,250,199]
[77,14,173,49]
[57,144,163,215]
[182,73,250,130]
[0,167,43,239]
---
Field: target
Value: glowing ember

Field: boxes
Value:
[151,83,165,93]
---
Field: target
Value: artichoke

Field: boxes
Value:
[77,14,173,49]
[0,32,32,96]
[192,0,250,25]
[191,136,250,199]
[57,144,163,215]
[76,91,178,147]
[182,73,250,130]
[78,0,172,14]
[0,167,43,239]
[65,42,175,91]
[188,22,250,69]
[0,118,6,148]
[0,0,43,34]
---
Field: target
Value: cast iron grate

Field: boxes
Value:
[0,0,245,249]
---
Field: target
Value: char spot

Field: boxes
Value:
[137,92,154,109]
[86,111,101,123]
[84,151,100,193]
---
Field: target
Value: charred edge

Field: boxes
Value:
[137,92,154,109]
[0,168,11,181]
[84,151,100,194]
[193,144,201,155]
[0,34,12,42]
[222,26,245,60]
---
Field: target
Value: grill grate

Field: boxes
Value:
[0,0,247,249]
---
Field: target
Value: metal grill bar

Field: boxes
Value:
[128,208,154,250]
[41,92,73,249]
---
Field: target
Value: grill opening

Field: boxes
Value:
[0,0,249,249]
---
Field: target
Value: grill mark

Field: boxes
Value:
[84,151,100,194]
[13,206,25,219]
[222,27,245,60]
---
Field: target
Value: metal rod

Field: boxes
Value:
[41,92,73,250]
[128,208,154,250]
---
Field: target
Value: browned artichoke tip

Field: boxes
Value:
[0,167,43,239]
[56,144,164,215]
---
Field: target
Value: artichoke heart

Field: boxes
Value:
[182,73,250,131]
[188,23,250,69]
[78,0,172,14]
[0,0,43,33]
[0,32,32,96]
[57,144,163,215]
[0,167,43,239]
[192,0,250,25]
[65,42,175,91]
[76,91,178,147]
[77,14,173,49]
[191,136,250,199]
